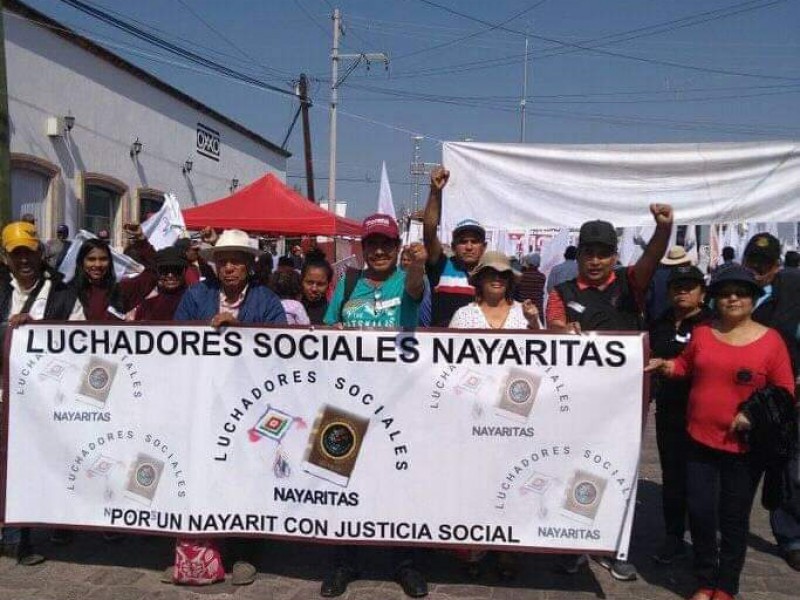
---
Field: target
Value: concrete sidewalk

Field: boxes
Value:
[1,407,797,600]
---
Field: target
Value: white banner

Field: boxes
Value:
[3,325,646,558]
[441,141,800,233]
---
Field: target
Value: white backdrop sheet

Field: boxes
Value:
[441,141,800,233]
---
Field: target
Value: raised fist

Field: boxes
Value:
[430,166,450,192]
[405,241,428,267]
[649,203,673,226]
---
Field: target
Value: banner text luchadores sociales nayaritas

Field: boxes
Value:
[4,324,646,559]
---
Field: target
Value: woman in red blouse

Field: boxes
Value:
[647,266,794,600]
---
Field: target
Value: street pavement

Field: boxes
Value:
[1,405,797,600]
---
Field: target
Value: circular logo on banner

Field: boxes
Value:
[320,422,356,460]
[88,367,110,391]
[136,463,158,488]
[508,379,533,404]
[573,481,598,506]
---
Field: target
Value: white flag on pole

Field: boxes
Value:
[141,193,185,250]
[684,224,699,265]
[539,228,570,277]
[377,162,397,220]
[58,230,145,283]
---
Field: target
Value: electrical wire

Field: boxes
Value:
[57,0,297,96]
[292,0,330,37]
[397,0,796,82]
[392,0,548,62]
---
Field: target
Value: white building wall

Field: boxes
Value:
[4,8,288,242]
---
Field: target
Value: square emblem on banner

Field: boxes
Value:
[76,357,118,409]
[456,369,491,396]
[302,405,369,488]
[87,455,119,478]
[561,469,608,524]
[40,358,72,383]
[520,471,555,496]
[495,366,542,422]
[124,452,165,505]
[253,406,293,443]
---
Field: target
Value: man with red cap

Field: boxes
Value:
[322,213,427,598]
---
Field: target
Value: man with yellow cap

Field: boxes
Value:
[0,221,83,566]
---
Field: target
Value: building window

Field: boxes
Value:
[84,185,120,236]
[11,167,50,227]
[139,193,164,222]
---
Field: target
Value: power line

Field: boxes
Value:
[341,1,788,81]
[393,0,548,61]
[174,0,262,67]
[73,0,296,80]
[401,0,796,82]
[57,0,297,97]
[343,80,800,106]
[292,0,330,37]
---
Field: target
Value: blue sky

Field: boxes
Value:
[15,0,800,218]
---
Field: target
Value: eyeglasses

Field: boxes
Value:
[157,265,185,276]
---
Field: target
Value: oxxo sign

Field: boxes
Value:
[196,123,220,161]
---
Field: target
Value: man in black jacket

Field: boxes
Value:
[743,233,800,570]
[0,221,84,566]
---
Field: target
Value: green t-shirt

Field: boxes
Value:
[324,269,420,328]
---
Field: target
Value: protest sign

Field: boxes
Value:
[3,325,646,559]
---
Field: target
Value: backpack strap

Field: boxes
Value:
[20,277,47,314]
[339,268,362,322]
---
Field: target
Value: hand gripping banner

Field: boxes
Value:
[2,325,647,559]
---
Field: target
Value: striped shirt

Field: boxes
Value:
[427,255,475,327]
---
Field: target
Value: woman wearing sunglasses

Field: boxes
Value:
[647,265,794,600]
[133,246,189,321]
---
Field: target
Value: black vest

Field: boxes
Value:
[555,268,642,331]
[752,269,800,377]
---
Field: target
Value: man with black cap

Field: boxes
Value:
[742,232,800,570]
[649,265,710,565]
[422,166,487,327]
[546,205,674,334]
[546,204,673,581]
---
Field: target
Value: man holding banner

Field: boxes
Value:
[546,204,673,581]
[0,221,83,566]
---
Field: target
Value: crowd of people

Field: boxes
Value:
[0,166,798,600]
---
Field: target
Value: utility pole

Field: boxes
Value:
[327,9,341,209]
[520,35,529,143]
[0,3,11,224]
[298,73,315,202]
[327,8,388,207]
[409,135,437,214]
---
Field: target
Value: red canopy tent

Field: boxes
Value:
[182,174,362,237]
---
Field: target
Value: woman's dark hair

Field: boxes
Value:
[253,255,273,286]
[301,258,333,284]
[73,239,120,309]
[473,268,515,303]
[270,269,302,300]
